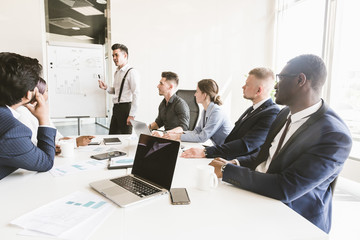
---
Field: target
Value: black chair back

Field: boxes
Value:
[330,177,338,196]
[176,90,199,131]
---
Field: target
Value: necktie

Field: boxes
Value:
[272,115,292,160]
[242,106,254,120]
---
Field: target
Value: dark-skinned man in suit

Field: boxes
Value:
[210,54,352,233]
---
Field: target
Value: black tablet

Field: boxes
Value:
[90,151,126,160]
[103,137,121,145]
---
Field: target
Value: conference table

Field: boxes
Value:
[0,135,328,240]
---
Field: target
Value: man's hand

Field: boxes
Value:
[209,157,230,178]
[25,87,50,125]
[152,131,162,137]
[98,80,107,90]
[76,136,95,147]
[127,116,134,125]
[55,144,61,155]
[181,148,205,158]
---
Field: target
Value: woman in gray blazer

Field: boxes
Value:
[164,79,232,145]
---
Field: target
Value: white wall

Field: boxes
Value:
[0,0,46,65]
[110,0,276,123]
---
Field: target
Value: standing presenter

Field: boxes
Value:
[98,43,140,134]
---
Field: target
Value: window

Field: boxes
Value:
[329,0,360,160]
[275,0,360,161]
[274,0,326,72]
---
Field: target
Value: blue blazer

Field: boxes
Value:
[0,106,57,180]
[205,98,280,159]
[223,101,352,233]
[181,102,232,145]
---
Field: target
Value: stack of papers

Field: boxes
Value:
[11,191,115,240]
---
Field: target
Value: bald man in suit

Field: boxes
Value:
[182,67,280,160]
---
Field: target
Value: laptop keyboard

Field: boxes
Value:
[111,175,161,198]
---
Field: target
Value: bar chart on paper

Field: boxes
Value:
[66,200,107,209]
[50,159,106,177]
[11,191,115,238]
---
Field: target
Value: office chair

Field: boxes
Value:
[330,177,338,197]
[176,90,199,131]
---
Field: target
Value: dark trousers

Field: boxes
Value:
[109,103,132,134]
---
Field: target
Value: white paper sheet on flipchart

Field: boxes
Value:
[11,191,115,237]
[49,159,107,177]
[18,202,116,240]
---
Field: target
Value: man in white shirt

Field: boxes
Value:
[98,43,140,134]
[210,54,352,233]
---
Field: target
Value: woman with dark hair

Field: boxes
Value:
[164,79,232,145]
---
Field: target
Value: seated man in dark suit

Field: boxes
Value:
[0,52,56,180]
[210,54,352,233]
[182,67,280,160]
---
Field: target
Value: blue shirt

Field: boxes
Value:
[181,102,232,145]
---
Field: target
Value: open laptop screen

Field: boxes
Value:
[132,134,180,190]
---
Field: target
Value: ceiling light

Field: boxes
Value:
[49,17,90,29]
[96,0,107,4]
[72,6,103,16]
[72,27,80,30]
[72,35,94,40]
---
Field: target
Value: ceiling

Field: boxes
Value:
[46,0,107,44]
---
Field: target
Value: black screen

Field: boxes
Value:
[131,134,180,190]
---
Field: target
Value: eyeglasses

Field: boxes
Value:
[275,74,299,83]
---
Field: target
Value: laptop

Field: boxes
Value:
[90,134,180,207]
[130,119,152,136]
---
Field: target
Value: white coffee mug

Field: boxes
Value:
[196,165,218,191]
[60,140,74,158]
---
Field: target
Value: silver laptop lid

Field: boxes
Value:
[130,119,152,136]
[132,134,180,190]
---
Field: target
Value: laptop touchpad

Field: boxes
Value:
[103,186,127,196]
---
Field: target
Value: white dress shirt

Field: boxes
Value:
[107,63,140,117]
[253,98,271,111]
[255,100,322,173]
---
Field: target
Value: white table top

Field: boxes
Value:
[0,135,328,240]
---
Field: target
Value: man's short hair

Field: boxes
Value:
[111,43,129,57]
[248,67,274,80]
[0,52,41,106]
[287,54,327,92]
[161,71,179,86]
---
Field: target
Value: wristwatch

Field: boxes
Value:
[221,164,227,173]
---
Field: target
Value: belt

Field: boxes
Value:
[115,102,131,105]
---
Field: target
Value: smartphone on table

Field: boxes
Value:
[170,188,191,205]
[90,151,126,160]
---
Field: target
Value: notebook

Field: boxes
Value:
[130,119,152,136]
[90,134,180,207]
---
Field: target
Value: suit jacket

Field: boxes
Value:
[0,106,57,180]
[223,100,352,233]
[205,98,280,159]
